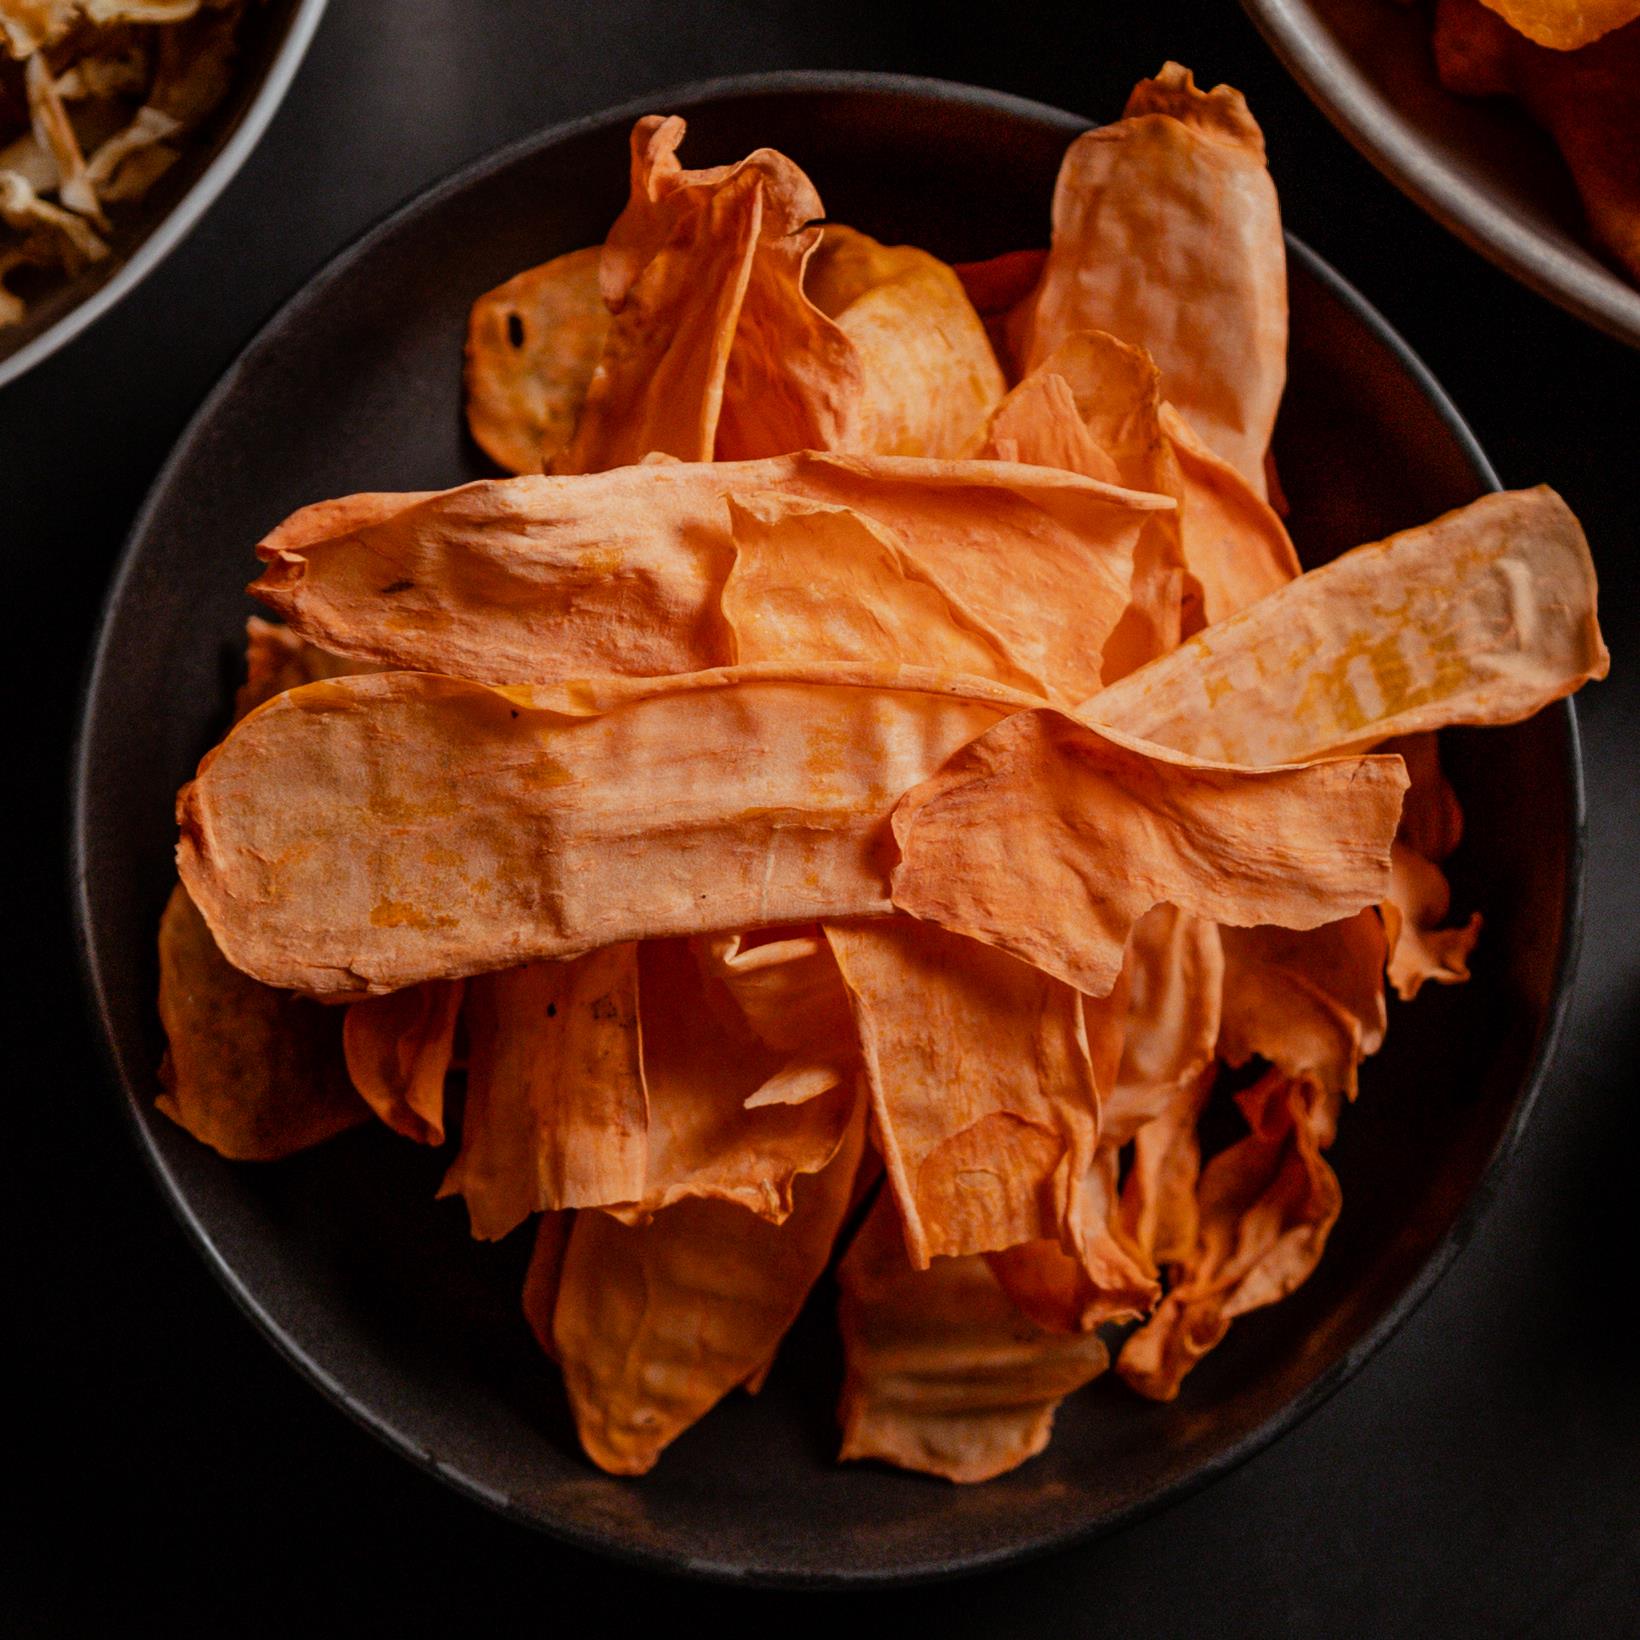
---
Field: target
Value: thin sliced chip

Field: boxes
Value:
[806,224,1006,458]
[1218,913,1387,1100]
[561,115,860,472]
[611,936,856,1223]
[1383,843,1484,1002]
[83,108,178,204]
[1118,1071,1341,1400]
[551,1096,865,1475]
[982,368,1123,485]
[1028,330,1190,678]
[1101,904,1224,1146]
[1118,1064,1216,1271]
[722,491,1050,694]
[250,455,1167,699]
[890,708,1408,996]
[694,926,854,1106]
[1477,0,1639,49]
[0,2,77,58]
[827,919,1099,1267]
[235,614,372,718]
[520,1210,572,1362]
[1088,487,1608,763]
[1161,400,1299,625]
[836,1190,1110,1483]
[1009,64,1286,497]
[0,167,107,270]
[342,979,464,1145]
[176,665,1025,997]
[155,884,365,1160]
[464,246,609,474]
[436,946,644,1239]
[24,51,99,222]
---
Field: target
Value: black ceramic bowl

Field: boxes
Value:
[0,0,328,389]
[1242,0,1640,349]
[71,73,1583,1586]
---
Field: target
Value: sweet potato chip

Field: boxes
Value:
[176,665,1022,997]
[722,491,1048,693]
[1009,64,1286,497]
[1477,0,1639,49]
[464,247,609,474]
[561,115,860,472]
[981,368,1123,485]
[1161,400,1300,624]
[342,979,463,1146]
[1089,487,1608,763]
[551,1096,865,1475]
[250,455,1166,698]
[694,926,854,1106]
[25,51,98,222]
[436,947,644,1240]
[1218,913,1388,1100]
[520,1209,572,1363]
[1118,1071,1342,1400]
[156,884,366,1160]
[1383,843,1484,1002]
[806,224,1006,457]
[612,936,856,1223]
[827,919,1099,1267]
[836,1190,1110,1482]
[890,708,1408,996]
[1102,905,1224,1146]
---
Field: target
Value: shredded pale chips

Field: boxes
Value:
[155,76,1606,1485]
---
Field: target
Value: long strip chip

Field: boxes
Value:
[1088,487,1608,762]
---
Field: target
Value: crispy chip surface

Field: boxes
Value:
[1089,487,1607,763]
[1478,0,1640,48]
[550,1097,865,1475]
[464,247,609,474]
[837,1190,1109,1482]
[251,455,1166,700]
[1009,63,1286,497]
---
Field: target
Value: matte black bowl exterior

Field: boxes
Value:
[0,0,329,389]
[72,74,1583,1587]
[1243,0,1640,350]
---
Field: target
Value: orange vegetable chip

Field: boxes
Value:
[1383,844,1484,1002]
[1009,64,1286,498]
[836,1190,1110,1482]
[156,885,366,1160]
[981,368,1123,485]
[1119,1071,1342,1400]
[560,115,860,473]
[1160,401,1300,625]
[342,978,463,1145]
[987,1140,1162,1337]
[890,709,1408,996]
[549,1097,865,1475]
[806,224,1007,457]
[464,247,610,474]
[1218,913,1388,1101]
[251,454,1167,701]
[1477,0,1639,49]
[176,665,1021,997]
[437,947,644,1240]
[721,492,1050,694]
[1090,487,1608,763]
[611,936,857,1224]
[694,927,855,1107]
[826,919,1099,1267]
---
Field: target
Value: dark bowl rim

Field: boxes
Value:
[67,68,1588,1590]
[1240,0,1640,350]
[0,0,331,392]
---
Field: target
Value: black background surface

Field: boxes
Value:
[7,2,1638,1633]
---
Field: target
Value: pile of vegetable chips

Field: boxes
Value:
[160,65,1607,1482]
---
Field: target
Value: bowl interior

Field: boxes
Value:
[0,0,317,386]
[73,77,1579,1585]
[1243,0,1640,348]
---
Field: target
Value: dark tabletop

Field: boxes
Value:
[8,2,1638,1633]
